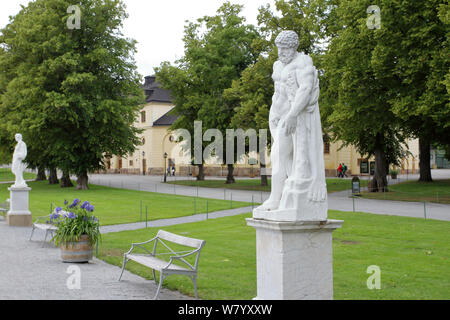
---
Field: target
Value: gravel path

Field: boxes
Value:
[100,205,254,233]
[0,219,191,300]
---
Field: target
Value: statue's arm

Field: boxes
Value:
[269,61,283,125]
[287,63,315,118]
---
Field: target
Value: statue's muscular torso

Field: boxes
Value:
[270,52,315,125]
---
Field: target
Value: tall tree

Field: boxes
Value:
[156,2,260,183]
[319,0,408,192]
[225,0,330,186]
[0,0,144,189]
[382,0,449,182]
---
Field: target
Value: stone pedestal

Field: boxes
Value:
[246,217,343,300]
[7,186,32,227]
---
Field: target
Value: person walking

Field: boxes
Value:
[342,163,348,177]
[337,163,343,178]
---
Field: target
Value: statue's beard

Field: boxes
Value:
[279,53,295,64]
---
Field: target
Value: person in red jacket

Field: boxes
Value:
[337,163,343,178]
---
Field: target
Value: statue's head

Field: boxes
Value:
[275,30,299,64]
[15,133,22,142]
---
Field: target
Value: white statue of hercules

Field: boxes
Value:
[256,30,327,221]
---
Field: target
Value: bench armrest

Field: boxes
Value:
[125,236,158,256]
[167,247,203,271]
[34,215,53,224]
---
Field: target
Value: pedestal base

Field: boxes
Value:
[7,186,32,227]
[246,218,343,300]
[7,213,32,227]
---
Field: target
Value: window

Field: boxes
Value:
[323,135,330,154]
[140,111,146,123]
[360,159,369,174]
[324,142,330,154]
[129,160,133,166]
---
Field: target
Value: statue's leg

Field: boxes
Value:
[258,126,293,210]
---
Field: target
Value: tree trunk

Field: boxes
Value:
[76,171,89,190]
[48,168,59,185]
[260,163,268,187]
[35,166,46,181]
[196,164,205,181]
[370,144,388,192]
[60,170,73,188]
[226,164,235,184]
[418,136,433,182]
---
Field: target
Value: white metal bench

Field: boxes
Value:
[29,215,58,245]
[118,230,206,299]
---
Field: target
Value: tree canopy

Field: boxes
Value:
[0,0,144,189]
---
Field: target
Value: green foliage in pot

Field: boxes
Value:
[50,199,100,246]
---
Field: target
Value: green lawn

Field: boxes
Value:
[361,179,450,204]
[97,211,450,300]
[167,178,368,193]
[0,168,36,182]
[0,181,252,226]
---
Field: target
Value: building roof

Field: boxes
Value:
[153,110,179,126]
[143,76,173,103]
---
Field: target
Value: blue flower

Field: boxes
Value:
[55,207,62,213]
[68,212,76,219]
[69,199,80,208]
[81,201,90,209]
[64,200,68,205]
[86,204,94,212]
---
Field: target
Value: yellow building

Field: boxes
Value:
[107,76,181,175]
[105,76,420,177]
[323,137,419,176]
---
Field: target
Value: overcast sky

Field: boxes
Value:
[1,0,276,79]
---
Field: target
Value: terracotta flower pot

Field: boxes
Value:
[60,235,93,263]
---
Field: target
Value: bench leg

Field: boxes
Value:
[29,226,36,241]
[152,270,157,284]
[153,272,165,300]
[43,230,49,247]
[191,275,198,299]
[118,255,128,281]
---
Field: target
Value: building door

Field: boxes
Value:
[142,159,147,175]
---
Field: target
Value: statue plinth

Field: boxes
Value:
[246,216,343,300]
[253,198,327,222]
[7,186,32,227]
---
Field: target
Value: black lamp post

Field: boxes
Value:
[142,151,145,175]
[163,152,168,182]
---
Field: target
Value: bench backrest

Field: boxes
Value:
[156,230,205,249]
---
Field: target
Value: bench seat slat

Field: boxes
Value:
[33,223,58,231]
[126,254,191,272]
[157,230,204,249]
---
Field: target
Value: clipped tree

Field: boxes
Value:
[0,0,143,189]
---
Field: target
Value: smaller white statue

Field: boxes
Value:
[11,133,28,188]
